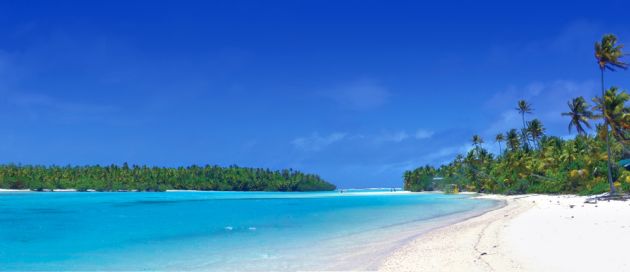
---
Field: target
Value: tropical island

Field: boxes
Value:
[0,164,336,192]
[404,34,629,197]
[380,34,630,272]
[3,1,630,271]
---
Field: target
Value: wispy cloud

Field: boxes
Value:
[321,78,391,110]
[291,132,347,151]
[411,79,601,166]
[414,129,434,139]
[370,142,471,175]
[0,39,121,125]
[292,128,434,151]
[4,91,118,123]
[374,129,434,143]
[423,143,472,161]
[484,79,598,137]
[375,131,409,142]
[487,20,606,68]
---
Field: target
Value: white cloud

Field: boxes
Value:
[374,129,433,143]
[370,129,436,144]
[291,132,347,151]
[376,131,409,142]
[292,128,434,152]
[414,129,434,139]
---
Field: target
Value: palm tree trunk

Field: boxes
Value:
[521,114,528,149]
[601,68,616,194]
[499,143,502,154]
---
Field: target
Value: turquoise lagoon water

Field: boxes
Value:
[0,190,500,271]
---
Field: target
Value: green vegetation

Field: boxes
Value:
[405,34,630,195]
[0,164,336,192]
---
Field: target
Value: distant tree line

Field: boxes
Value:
[0,163,336,192]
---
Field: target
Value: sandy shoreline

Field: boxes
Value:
[0,189,78,192]
[379,194,630,272]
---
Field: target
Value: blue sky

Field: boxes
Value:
[1,0,630,188]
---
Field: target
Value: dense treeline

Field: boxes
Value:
[405,132,629,195]
[405,34,629,195]
[0,164,336,192]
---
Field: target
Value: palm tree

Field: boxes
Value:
[562,96,593,135]
[593,87,630,143]
[526,119,545,149]
[495,133,505,154]
[472,135,484,156]
[516,100,533,148]
[595,34,628,193]
[506,129,520,151]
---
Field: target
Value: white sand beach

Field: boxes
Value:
[379,194,630,272]
[0,189,77,192]
[0,189,31,192]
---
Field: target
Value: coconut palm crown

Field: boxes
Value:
[472,135,484,155]
[506,129,520,151]
[595,34,628,71]
[527,119,545,149]
[562,96,593,135]
[495,133,505,154]
[592,87,630,143]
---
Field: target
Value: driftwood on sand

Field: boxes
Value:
[585,193,630,204]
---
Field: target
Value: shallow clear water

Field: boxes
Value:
[0,190,499,271]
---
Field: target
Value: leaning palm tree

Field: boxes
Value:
[526,119,545,149]
[516,100,533,148]
[595,34,628,193]
[495,133,505,154]
[562,96,593,136]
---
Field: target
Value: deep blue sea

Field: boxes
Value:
[0,190,500,271]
